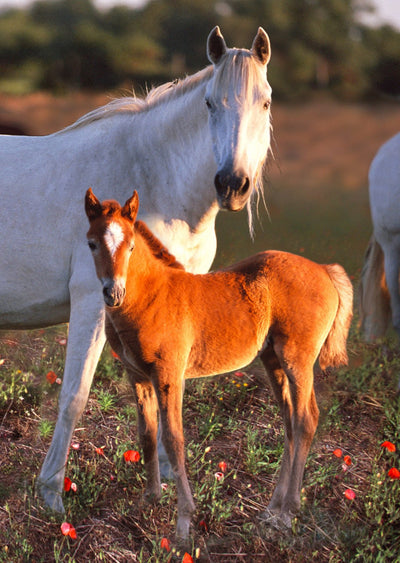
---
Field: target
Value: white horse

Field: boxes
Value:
[0,26,273,512]
[359,132,400,387]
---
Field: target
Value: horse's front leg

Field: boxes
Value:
[38,279,106,513]
[127,373,161,503]
[156,370,195,542]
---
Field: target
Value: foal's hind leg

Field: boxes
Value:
[260,345,319,528]
[127,373,161,503]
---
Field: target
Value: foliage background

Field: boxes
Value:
[0,0,400,99]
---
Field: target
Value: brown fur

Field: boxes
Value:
[85,190,353,541]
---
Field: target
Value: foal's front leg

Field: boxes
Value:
[128,373,161,503]
[156,371,195,541]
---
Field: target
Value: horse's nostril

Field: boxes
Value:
[240,176,250,195]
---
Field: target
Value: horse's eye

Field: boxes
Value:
[205,98,212,110]
[263,100,271,110]
[88,241,97,251]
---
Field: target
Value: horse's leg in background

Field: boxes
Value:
[156,371,195,541]
[128,374,161,502]
[358,235,391,340]
[38,269,106,512]
[381,237,400,390]
[259,344,319,528]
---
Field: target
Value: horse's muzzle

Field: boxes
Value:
[102,280,126,308]
[214,171,250,211]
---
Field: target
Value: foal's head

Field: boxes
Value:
[85,188,138,308]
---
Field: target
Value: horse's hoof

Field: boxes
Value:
[159,459,174,480]
[37,482,65,514]
[257,508,293,532]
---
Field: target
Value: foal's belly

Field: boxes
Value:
[185,342,261,379]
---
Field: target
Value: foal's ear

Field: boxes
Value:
[207,26,227,65]
[85,188,102,221]
[251,27,271,66]
[121,190,139,223]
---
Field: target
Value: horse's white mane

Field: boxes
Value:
[56,47,267,135]
[56,66,214,134]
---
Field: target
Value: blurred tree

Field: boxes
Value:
[0,0,398,99]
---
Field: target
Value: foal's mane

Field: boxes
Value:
[135,220,184,270]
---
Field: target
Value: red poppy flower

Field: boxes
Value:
[214,471,224,481]
[182,554,193,563]
[218,461,227,473]
[381,441,396,453]
[160,537,171,552]
[95,447,104,456]
[46,371,57,384]
[64,477,72,492]
[388,467,400,479]
[123,450,140,463]
[234,371,245,377]
[344,489,356,500]
[333,448,342,458]
[60,522,77,539]
[199,519,208,532]
[111,349,121,361]
[343,455,352,466]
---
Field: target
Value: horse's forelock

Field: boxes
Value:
[210,49,266,104]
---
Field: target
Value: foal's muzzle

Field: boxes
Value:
[214,170,251,211]
[102,279,126,308]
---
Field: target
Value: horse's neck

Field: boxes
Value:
[130,79,218,228]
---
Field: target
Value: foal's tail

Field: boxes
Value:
[319,264,354,370]
[357,235,391,341]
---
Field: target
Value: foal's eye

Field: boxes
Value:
[88,241,97,251]
[263,100,271,110]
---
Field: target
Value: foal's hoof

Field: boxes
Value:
[37,481,65,514]
[144,490,161,505]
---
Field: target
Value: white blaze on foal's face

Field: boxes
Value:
[104,221,124,259]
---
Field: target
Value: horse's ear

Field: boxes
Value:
[85,188,102,221]
[251,27,271,66]
[207,26,227,65]
[121,190,139,223]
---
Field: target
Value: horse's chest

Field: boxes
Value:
[145,217,217,274]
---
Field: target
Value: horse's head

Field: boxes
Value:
[206,26,272,213]
[85,188,138,308]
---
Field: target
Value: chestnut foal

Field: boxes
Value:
[85,188,353,540]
